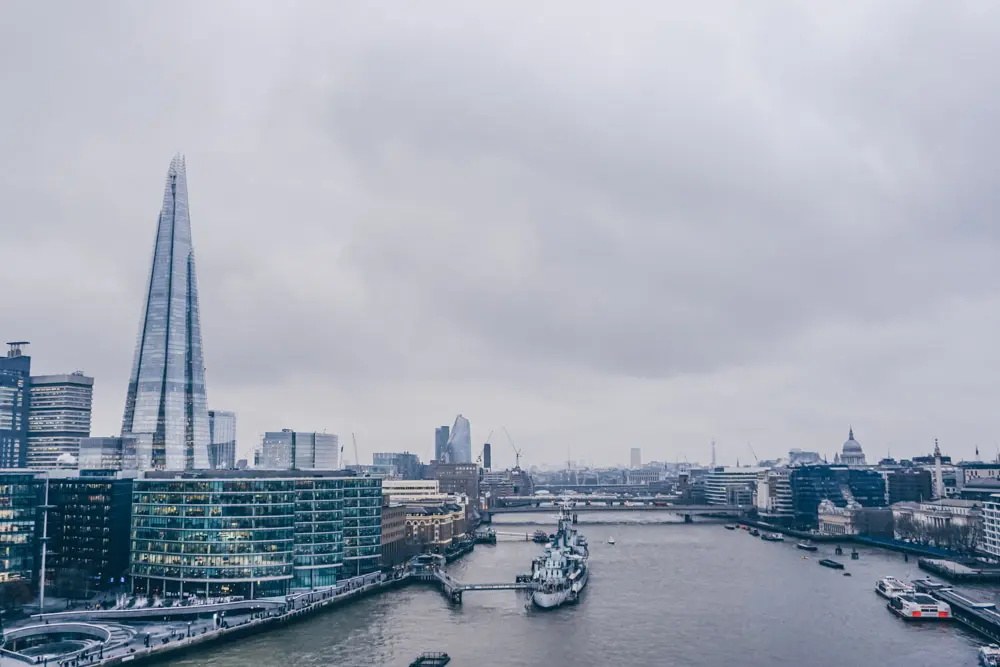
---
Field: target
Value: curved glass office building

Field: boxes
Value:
[130,471,380,599]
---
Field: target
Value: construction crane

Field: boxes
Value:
[747,442,759,465]
[476,429,494,465]
[352,432,360,468]
[503,426,523,469]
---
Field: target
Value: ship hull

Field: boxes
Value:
[532,588,572,609]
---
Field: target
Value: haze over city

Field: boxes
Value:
[4,2,1000,467]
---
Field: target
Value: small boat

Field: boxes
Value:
[819,559,845,570]
[887,593,951,620]
[607,537,616,545]
[796,541,818,552]
[760,532,784,542]
[843,572,852,577]
[724,525,737,530]
[875,576,915,599]
[979,645,1000,666]
[532,530,550,544]
[750,528,760,537]
[851,549,859,560]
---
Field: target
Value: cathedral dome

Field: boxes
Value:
[843,427,862,453]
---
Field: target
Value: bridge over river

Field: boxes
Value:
[485,503,744,518]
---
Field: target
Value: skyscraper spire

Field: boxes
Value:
[121,155,210,470]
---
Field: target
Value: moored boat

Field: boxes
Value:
[530,502,589,610]
[875,576,915,599]
[760,532,784,542]
[887,593,951,620]
[750,528,760,537]
[979,645,1000,666]
[796,541,818,552]
[819,559,844,570]
[724,524,736,530]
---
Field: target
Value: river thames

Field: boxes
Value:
[161,514,986,666]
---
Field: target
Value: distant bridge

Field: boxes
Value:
[486,504,744,516]
[411,569,534,603]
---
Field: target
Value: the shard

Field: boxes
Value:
[121,154,210,470]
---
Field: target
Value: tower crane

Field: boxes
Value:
[747,442,759,465]
[503,426,523,469]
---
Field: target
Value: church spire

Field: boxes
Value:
[848,426,854,440]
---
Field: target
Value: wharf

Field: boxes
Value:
[915,580,1000,642]
[918,558,1000,583]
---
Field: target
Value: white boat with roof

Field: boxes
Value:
[875,576,915,599]
[887,592,952,620]
[980,645,1000,666]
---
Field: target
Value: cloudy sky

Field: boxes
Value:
[4,1,1000,468]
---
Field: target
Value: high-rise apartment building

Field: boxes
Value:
[0,343,31,468]
[434,425,450,462]
[26,372,93,469]
[446,415,472,464]
[121,155,211,470]
[261,430,339,471]
[630,447,642,469]
[208,410,237,470]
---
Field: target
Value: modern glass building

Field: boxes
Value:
[121,155,210,471]
[446,415,472,464]
[342,476,382,577]
[0,471,41,584]
[373,452,421,480]
[0,343,31,469]
[434,426,449,463]
[208,410,237,470]
[27,372,94,469]
[789,465,887,528]
[260,430,338,471]
[130,471,373,598]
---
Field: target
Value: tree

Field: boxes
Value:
[0,580,34,612]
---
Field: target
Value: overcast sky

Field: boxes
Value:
[4,2,1000,469]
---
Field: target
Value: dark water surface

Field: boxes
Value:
[162,515,986,666]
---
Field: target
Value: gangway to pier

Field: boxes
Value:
[412,568,534,604]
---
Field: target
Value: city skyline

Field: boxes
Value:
[6,4,1000,468]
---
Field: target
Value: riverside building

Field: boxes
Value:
[129,471,381,599]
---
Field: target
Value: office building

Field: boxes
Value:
[0,343,31,468]
[121,155,211,471]
[893,499,982,552]
[383,480,442,502]
[78,436,140,471]
[756,468,794,521]
[981,495,1000,559]
[423,462,479,501]
[704,467,763,506]
[260,430,339,471]
[482,441,492,470]
[131,470,376,598]
[630,448,641,469]
[26,372,94,469]
[885,468,933,504]
[789,465,886,528]
[43,471,134,594]
[446,415,472,464]
[434,426,450,463]
[373,452,421,480]
[208,410,237,470]
[380,501,411,568]
[0,471,41,584]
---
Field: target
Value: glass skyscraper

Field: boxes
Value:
[208,410,237,470]
[446,414,472,464]
[0,343,31,468]
[121,155,210,470]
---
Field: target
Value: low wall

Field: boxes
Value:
[34,599,283,623]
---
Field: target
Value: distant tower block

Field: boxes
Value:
[483,441,492,470]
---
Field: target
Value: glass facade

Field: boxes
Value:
[446,415,472,464]
[46,474,133,592]
[790,465,887,528]
[293,478,343,589]
[261,431,339,471]
[131,472,365,598]
[121,155,210,471]
[208,410,237,470]
[342,476,382,577]
[0,472,41,584]
[0,348,31,468]
[27,373,94,469]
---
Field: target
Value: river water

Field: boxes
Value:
[162,514,987,667]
